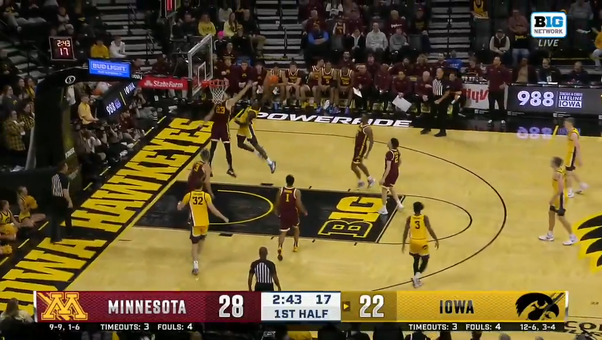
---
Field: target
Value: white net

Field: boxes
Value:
[208,80,228,103]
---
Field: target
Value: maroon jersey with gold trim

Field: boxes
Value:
[286,69,301,84]
[321,68,334,86]
[279,187,299,230]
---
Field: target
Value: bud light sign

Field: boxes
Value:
[89,59,132,79]
[531,12,567,38]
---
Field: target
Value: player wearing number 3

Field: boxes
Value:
[402,202,439,288]
[177,181,229,275]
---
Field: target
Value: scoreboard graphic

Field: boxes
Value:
[34,291,568,332]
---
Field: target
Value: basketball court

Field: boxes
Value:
[56,118,601,337]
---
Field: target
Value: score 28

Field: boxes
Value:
[219,295,244,318]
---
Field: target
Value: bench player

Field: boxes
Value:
[352,114,375,188]
[202,81,252,178]
[316,61,335,113]
[378,138,404,214]
[284,61,303,107]
[177,180,229,275]
[274,174,308,261]
[235,101,277,173]
[402,201,439,288]
[335,64,354,114]
[563,118,588,197]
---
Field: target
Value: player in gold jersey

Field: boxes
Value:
[563,118,588,197]
[235,101,277,173]
[402,202,439,288]
[538,157,578,245]
[177,181,229,275]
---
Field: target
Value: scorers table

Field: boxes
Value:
[35,291,567,332]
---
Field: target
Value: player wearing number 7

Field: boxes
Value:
[177,180,229,275]
[402,202,439,289]
[274,175,307,261]
[378,138,404,215]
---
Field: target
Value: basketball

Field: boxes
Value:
[269,75,279,84]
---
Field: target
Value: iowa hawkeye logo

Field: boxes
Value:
[37,292,88,321]
[515,292,563,320]
[574,214,602,272]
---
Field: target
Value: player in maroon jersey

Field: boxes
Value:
[274,174,307,261]
[187,149,214,194]
[378,138,403,215]
[352,114,375,188]
[202,80,253,178]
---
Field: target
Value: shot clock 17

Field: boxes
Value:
[49,36,75,61]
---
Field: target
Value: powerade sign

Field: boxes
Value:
[89,59,131,79]
[531,12,567,38]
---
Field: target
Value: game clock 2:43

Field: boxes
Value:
[49,37,75,61]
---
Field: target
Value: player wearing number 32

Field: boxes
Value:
[177,181,229,275]
[274,175,308,261]
[402,202,439,288]
[562,118,588,197]
[378,138,404,215]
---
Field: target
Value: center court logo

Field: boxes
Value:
[37,292,88,321]
[531,12,567,38]
[515,292,563,320]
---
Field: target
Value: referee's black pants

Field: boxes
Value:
[254,283,275,292]
[425,97,448,132]
[488,90,506,122]
[49,196,73,242]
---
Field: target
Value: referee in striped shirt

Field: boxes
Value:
[248,247,282,291]
[425,68,451,137]
[50,161,73,243]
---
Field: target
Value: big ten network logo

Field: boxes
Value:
[317,196,383,241]
[531,12,567,39]
[38,292,89,321]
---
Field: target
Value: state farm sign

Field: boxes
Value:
[140,76,188,90]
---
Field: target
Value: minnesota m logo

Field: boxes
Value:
[38,292,88,321]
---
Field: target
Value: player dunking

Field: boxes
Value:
[187,149,215,198]
[352,114,375,188]
[563,118,588,197]
[177,180,228,275]
[274,174,307,261]
[378,138,404,215]
[236,101,277,173]
[202,82,253,178]
[402,202,439,288]
[538,157,578,245]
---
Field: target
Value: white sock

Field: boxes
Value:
[267,158,273,165]
[368,176,374,181]
[568,188,574,193]
[547,231,553,237]
[570,234,577,239]
[414,272,421,279]
[193,261,199,269]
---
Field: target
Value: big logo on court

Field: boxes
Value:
[140,182,399,242]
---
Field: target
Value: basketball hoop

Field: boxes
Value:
[201,79,228,103]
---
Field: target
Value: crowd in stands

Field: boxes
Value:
[171,0,266,60]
